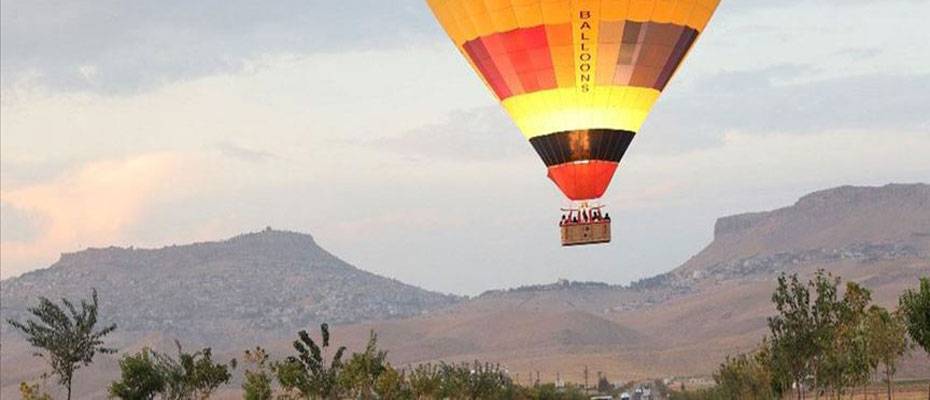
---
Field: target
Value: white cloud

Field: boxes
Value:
[0,152,205,278]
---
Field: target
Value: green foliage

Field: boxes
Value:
[899,277,930,354]
[767,270,847,397]
[275,323,347,400]
[820,282,876,396]
[7,288,117,400]
[109,349,166,400]
[712,349,776,400]
[340,331,392,399]
[156,341,235,400]
[521,383,587,400]
[19,381,53,400]
[373,366,412,400]
[865,305,908,399]
[407,363,442,399]
[110,341,234,400]
[437,361,517,400]
[242,347,273,400]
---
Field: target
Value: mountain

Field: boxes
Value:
[1,228,461,344]
[324,183,929,384]
[673,183,930,280]
[2,184,928,398]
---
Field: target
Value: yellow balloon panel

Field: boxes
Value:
[427,0,719,138]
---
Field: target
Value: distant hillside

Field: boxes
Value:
[328,183,929,383]
[635,183,930,288]
[2,184,928,399]
[0,228,461,344]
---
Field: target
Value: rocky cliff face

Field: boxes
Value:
[677,183,930,279]
[0,229,461,344]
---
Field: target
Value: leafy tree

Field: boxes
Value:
[767,271,845,400]
[712,350,776,400]
[7,288,117,400]
[373,366,411,400]
[242,347,273,400]
[820,282,876,397]
[275,323,347,400]
[109,348,166,400]
[898,277,930,399]
[866,306,908,400]
[768,273,816,400]
[407,363,442,399]
[340,331,390,399]
[154,341,235,400]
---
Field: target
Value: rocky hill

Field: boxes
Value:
[1,184,928,398]
[329,183,929,383]
[0,228,461,344]
[636,183,930,288]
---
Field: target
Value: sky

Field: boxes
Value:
[1,0,928,295]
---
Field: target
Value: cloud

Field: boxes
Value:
[214,141,278,163]
[637,70,930,154]
[0,201,45,243]
[0,0,441,94]
[0,152,200,278]
[373,107,531,162]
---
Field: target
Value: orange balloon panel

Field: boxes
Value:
[427,0,720,200]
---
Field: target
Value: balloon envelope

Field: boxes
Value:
[427,0,720,200]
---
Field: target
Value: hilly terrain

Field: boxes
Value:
[325,184,930,383]
[1,183,928,398]
[0,228,461,343]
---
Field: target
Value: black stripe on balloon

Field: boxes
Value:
[529,129,635,167]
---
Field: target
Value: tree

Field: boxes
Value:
[768,273,817,399]
[7,288,117,400]
[109,349,166,400]
[898,277,930,399]
[242,347,273,400]
[275,323,347,400]
[154,341,235,400]
[373,366,411,400]
[407,363,441,399]
[866,306,908,400]
[713,350,776,400]
[340,331,390,399]
[821,282,876,397]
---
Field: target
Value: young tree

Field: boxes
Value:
[407,363,442,399]
[373,366,411,400]
[7,288,117,400]
[898,277,930,399]
[275,323,347,400]
[713,350,776,400]
[767,270,846,400]
[109,349,166,400]
[822,282,876,397]
[242,347,273,400]
[768,273,816,400]
[155,341,235,400]
[340,331,390,399]
[866,306,908,400]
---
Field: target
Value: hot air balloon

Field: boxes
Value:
[427,0,720,246]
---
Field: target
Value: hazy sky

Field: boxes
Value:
[2,1,928,294]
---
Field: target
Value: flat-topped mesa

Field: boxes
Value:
[713,211,768,239]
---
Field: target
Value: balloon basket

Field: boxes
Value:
[559,203,611,246]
